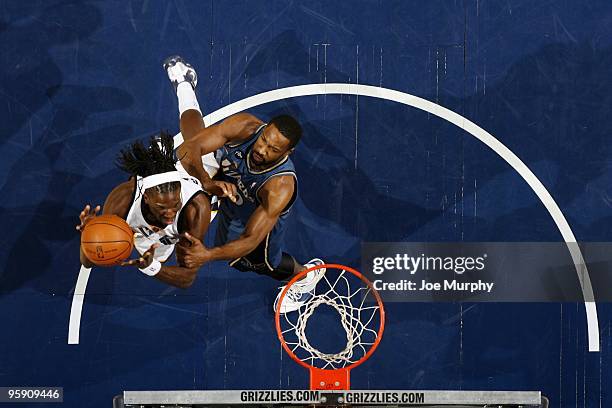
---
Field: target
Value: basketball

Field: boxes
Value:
[80,214,134,266]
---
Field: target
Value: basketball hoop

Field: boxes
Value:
[275,264,385,390]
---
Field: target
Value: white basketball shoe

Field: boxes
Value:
[163,55,198,90]
[273,259,326,314]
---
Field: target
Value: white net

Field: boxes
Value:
[278,267,383,370]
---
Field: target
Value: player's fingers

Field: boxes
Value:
[120,258,139,266]
[78,218,90,229]
[228,184,238,202]
[219,183,235,202]
[182,232,197,244]
[144,245,159,262]
[79,204,99,228]
[147,243,160,253]
[220,184,230,197]
[183,257,193,268]
[224,186,236,202]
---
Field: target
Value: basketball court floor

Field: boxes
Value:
[0,1,611,406]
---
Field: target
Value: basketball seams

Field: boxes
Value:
[80,215,134,265]
[84,221,134,236]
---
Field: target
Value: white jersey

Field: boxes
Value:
[174,152,219,179]
[126,172,203,262]
[173,131,220,179]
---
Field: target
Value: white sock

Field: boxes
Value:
[177,81,202,118]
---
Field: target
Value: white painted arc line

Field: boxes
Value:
[200,83,599,352]
[71,83,599,352]
[68,265,91,345]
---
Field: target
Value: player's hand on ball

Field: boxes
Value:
[177,232,209,268]
[76,204,101,231]
[120,243,160,268]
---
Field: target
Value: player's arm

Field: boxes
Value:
[177,113,263,189]
[151,194,210,289]
[178,175,295,268]
[76,180,134,267]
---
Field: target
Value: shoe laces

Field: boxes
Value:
[284,285,304,303]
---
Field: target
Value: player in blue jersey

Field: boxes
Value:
[163,56,325,313]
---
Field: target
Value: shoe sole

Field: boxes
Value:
[162,55,186,70]
[162,55,197,89]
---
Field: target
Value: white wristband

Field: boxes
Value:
[139,259,162,276]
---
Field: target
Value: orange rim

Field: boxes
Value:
[274,263,386,376]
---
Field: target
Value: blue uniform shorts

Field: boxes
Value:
[214,210,288,275]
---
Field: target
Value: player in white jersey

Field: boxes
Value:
[76,132,211,288]
[125,165,202,263]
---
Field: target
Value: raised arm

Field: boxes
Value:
[176,112,263,188]
[177,175,295,268]
[150,193,210,288]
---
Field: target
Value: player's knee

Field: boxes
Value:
[180,110,205,139]
[269,253,297,281]
[269,268,293,281]
[248,253,295,281]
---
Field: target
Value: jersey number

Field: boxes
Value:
[159,236,174,245]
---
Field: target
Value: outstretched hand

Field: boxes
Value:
[120,243,160,268]
[203,180,238,203]
[76,204,101,232]
[176,232,209,269]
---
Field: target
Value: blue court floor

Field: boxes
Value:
[1,1,611,406]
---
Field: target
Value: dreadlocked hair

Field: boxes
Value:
[116,131,180,194]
